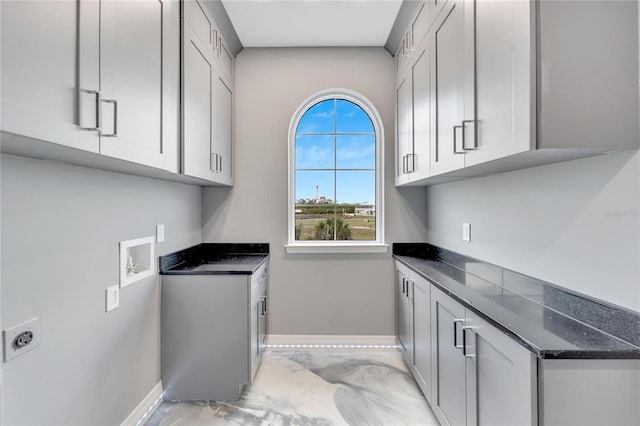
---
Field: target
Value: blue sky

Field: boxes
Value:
[295,99,376,204]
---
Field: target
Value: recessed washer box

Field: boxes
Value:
[119,236,155,288]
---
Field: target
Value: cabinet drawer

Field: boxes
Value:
[183,0,214,48]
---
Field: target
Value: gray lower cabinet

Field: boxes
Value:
[161,262,268,401]
[430,284,467,425]
[431,285,536,426]
[397,263,413,366]
[396,262,432,403]
[396,261,535,425]
[396,259,640,425]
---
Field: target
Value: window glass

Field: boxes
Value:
[292,96,378,242]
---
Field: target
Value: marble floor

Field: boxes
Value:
[145,349,439,425]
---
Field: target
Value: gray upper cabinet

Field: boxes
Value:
[1,1,100,153]
[181,0,234,186]
[429,0,466,176]
[396,0,639,186]
[463,0,533,167]
[1,0,180,173]
[99,0,180,172]
[396,35,431,186]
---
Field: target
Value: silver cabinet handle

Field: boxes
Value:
[401,277,406,295]
[211,153,218,172]
[101,99,118,137]
[462,119,477,150]
[81,90,101,131]
[402,155,407,174]
[462,326,475,358]
[407,154,415,173]
[453,125,465,154]
[213,30,222,57]
[453,319,465,349]
[218,154,222,173]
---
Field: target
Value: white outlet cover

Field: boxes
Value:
[106,285,120,312]
[3,317,40,362]
[463,223,471,242]
[156,225,165,243]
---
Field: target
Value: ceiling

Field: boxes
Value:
[220,0,404,48]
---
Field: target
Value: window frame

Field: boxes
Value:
[286,88,387,254]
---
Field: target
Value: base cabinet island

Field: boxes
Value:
[394,243,640,426]
[159,243,269,401]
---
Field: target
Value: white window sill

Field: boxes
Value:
[284,243,389,254]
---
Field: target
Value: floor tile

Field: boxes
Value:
[145,349,439,425]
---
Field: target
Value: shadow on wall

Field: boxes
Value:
[426,150,640,311]
[202,187,233,241]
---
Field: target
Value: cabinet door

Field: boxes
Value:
[464,0,533,167]
[410,1,431,50]
[412,275,432,403]
[427,0,449,28]
[250,297,260,381]
[396,264,413,366]
[410,42,431,182]
[395,74,412,186]
[100,0,179,172]
[182,22,217,182]
[430,0,465,176]
[212,71,234,185]
[1,0,100,153]
[431,285,466,426]
[464,310,536,425]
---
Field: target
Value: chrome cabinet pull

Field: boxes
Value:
[453,125,465,154]
[211,153,218,172]
[401,277,406,295]
[81,90,101,131]
[462,119,477,150]
[101,99,118,137]
[453,319,464,349]
[218,154,222,173]
[462,326,475,358]
[407,154,415,173]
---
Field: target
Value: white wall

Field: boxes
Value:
[202,47,428,336]
[426,151,640,313]
[1,154,202,425]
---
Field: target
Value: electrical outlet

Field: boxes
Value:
[3,317,40,362]
[463,223,471,242]
[156,224,165,243]
[106,285,120,312]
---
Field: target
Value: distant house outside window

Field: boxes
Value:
[286,89,386,253]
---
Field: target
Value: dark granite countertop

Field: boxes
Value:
[393,243,640,360]
[159,243,269,275]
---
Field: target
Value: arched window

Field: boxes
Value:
[286,89,386,253]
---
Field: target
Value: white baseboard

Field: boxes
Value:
[121,381,163,426]
[267,334,397,347]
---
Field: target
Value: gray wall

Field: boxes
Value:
[1,154,202,425]
[426,151,640,313]
[202,47,428,336]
